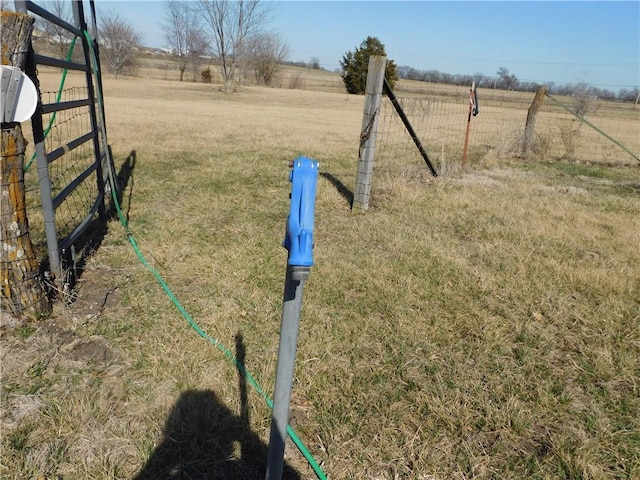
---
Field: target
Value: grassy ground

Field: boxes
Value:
[2,67,640,479]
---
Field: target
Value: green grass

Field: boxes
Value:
[2,72,639,479]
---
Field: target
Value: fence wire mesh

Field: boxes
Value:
[375,86,640,180]
[1,125,50,315]
[24,85,102,257]
[44,86,99,242]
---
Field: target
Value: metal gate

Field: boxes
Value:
[16,0,116,286]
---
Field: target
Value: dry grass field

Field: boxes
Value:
[2,61,640,479]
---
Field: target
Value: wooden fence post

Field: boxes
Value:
[522,85,548,157]
[352,55,386,213]
[1,11,51,318]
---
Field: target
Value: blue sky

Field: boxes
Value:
[96,1,639,90]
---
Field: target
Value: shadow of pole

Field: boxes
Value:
[236,332,250,429]
[51,150,138,300]
[109,149,136,224]
[134,334,301,479]
[319,172,354,208]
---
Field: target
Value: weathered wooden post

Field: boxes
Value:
[352,55,386,213]
[522,85,548,157]
[1,11,51,318]
[462,81,479,168]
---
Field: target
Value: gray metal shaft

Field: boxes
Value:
[266,265,308,480]
[35,141,61,279]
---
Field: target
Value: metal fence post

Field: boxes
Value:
[266,156,319,480]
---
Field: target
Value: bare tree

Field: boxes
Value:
[571,82,600,117]
[246,31,288,86]
[99,11,142,78]
[497,67,519,91]
[39,0,73,57]
[186,29,210,82]
[162,1,209,82]
[199,0,272,92]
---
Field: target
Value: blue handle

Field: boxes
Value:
[284,156,319,267]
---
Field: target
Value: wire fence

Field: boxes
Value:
[1,0,116,317]
[41,85,99,242]
[21,78,108,276]
[374,86,640,179]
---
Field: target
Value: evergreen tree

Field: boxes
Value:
[340,36,398,94]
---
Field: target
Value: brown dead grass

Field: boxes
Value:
[2,62,639,479]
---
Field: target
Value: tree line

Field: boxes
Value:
[397,65,639,103]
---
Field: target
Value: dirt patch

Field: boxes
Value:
[60,265,124,325]
[1,261,129,437]
[60,335,117,364]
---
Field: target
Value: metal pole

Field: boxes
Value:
[383,77,438,177]
[73,0,107,223]
[266,265,309,480]
[266,156,318,480]
[13,0,27,13]
[22,30,63,280]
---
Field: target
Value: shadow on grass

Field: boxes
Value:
[134,333,301,480]
[108,149,136,225]
[320,172,353,207]
[45,150,137,300]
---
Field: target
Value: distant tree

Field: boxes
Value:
[617,87,640,103]
[454,74,474,86]
[570,82,600,117]
[283,59,308,68]
[309,57,321,70]
[598,88,615,101]
[397,65,422,81]
[40,1,73,57]
[201,66,213,83]
[396,65,409,79]
[440,72,454,85]
[186,29,210,82]
[473,72,485,87]
[245,31,288,86]
[424,70,441,83]
[162,1,209,82]
[496,67,519,91]
[521,82,540,93]
[200,0,273,93]
[340,36,398,94]
[99,11,142,78]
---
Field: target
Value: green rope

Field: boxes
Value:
[82,30,328,480]
[545,92,640,163]
[24,36,78,172]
